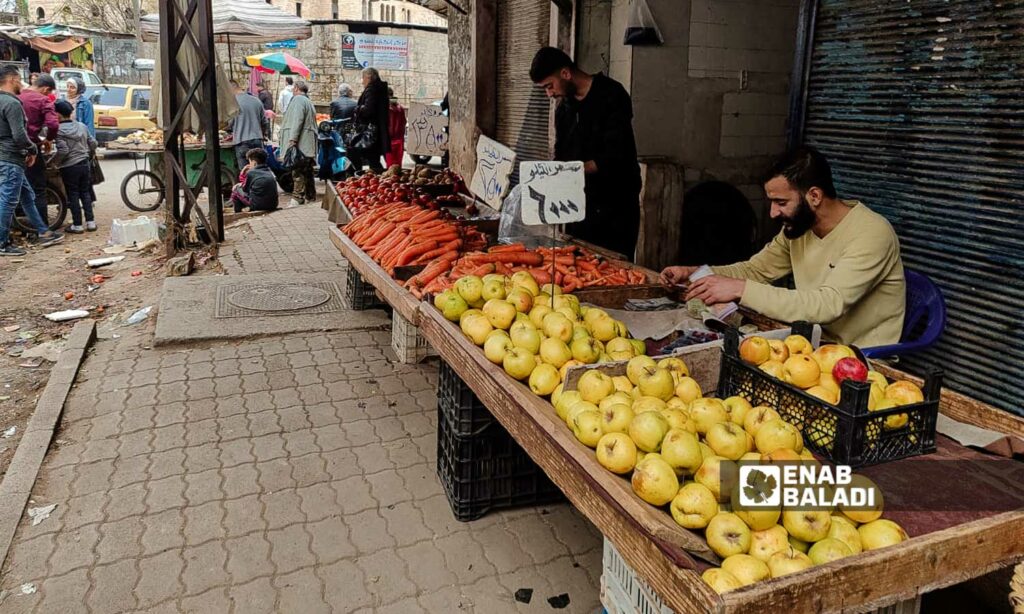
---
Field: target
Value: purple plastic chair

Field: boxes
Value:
[861,269,946,358]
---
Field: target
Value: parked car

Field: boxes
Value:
[91,84,157,145]
[52,68,103,98]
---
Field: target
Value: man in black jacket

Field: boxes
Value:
[330,83,357,121]
[530,47,642,260]
[351,67,389,173]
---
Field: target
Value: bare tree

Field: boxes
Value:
[61,0,147,33]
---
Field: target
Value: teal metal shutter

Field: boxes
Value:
[801,0,1024,415]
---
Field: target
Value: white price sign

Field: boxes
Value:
[469,135,516,210]
[405,103,448,157]
[519,161,586,225]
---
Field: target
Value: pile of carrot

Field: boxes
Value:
[342,203,488,275]
[408,243,649,298]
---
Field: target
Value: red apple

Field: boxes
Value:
[832,357,868,385]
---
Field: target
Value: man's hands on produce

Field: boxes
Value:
[659,265,698,286]
[685,275,745,304]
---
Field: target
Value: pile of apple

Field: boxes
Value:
[434,271,647,392]
[738,335,925,431]
[550,355,909,594]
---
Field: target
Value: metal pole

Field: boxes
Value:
[197,0,224,241]
[158,0,182,256]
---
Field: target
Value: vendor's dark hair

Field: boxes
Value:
[765,145,837,198]
[530,47,575,82]
[246,148,267,164]
[0,65,19,82]
[285,77,293,85]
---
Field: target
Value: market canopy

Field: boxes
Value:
[139,0,313,44]
[245,51,311,78]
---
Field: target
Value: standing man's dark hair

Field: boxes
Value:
[529,47,575,82]
[295,81,309,95]
[285,77,294,86]
[765,145,837,199]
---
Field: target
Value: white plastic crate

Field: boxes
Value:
[110,216,159,246]
[391,312,436,364]
[601,539,673,614]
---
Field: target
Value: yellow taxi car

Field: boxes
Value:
[91,84,157,145]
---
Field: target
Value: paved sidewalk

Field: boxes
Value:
[223,205,348,276]
[0,204,604,613]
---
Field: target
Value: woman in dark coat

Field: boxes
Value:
[351,67,390,173]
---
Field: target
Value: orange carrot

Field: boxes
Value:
[465,252,544,267]
[488,243,526,253]
[395,241,439,267]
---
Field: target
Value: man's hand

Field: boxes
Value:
[583,160,598,174]
[659,265,699,286]
[25,154,36,168]
[685,275,745,305]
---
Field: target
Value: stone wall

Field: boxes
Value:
[268,0,445,25]
[92,37,155,85]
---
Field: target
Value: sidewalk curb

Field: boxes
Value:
[0,320,95,570]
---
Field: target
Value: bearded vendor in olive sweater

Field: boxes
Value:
[661,146,906,348]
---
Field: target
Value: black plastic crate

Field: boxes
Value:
[437,361,496,437]
[437,405,564,521]
[718,326,942,467]
[345,267,385,311]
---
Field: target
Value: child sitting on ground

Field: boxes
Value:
[230,148,279,213]
[53,100,98,233]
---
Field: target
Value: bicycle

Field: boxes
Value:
[119,146,238,212]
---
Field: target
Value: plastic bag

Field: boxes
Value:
[281,145,306,171]
[497,185,553,248]
[624,0,664,45]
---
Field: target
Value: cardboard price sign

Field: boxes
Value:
[519,161,586,225]
[469,135,516,210]
[405,103,448,157]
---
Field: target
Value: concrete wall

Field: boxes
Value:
[628,0,799,242]
[92,37,154,85]
[268,0,445,25]
[215,22,448,110]
[576,0,611,75]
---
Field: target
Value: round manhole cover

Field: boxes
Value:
[228,285,332,312]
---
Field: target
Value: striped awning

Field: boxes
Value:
[139,0,312,44]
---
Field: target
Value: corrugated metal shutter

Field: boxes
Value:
[496,0,552,171]
[802,0,1024,415]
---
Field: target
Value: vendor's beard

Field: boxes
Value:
[782,198,817,239]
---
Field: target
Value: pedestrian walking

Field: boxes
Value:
[228,79,270,170]
[0,66,63,256]
[18,72,58,225]
[278,80,317,206]
[53,99,97,234]
[349,67,389,173]
[277,77,295,115]
[385,88,406,169]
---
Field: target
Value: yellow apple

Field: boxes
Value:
[601,403,635,435]
[626,355,657,385]
[505,288,534,314]
[539,337,573,369]
[605,337,636,360]
[599,391,633,411]
[866,370,888,389]
[788,535,810,554]
[631,454,679,506]
[695,455,730,502]
[827,515,862,554]
[481,278,506,302]
[818,372,841,397]
[838,474,883,523]
[735,503,781,532]
[767,547,813,577]
[885,380,925,405]
[674,377,703,404]
[555,305,579,323]
[808,537,853,565]
[706,512,751,558]
[723,396,753,426]
[666,396,689,411]
[611,375,633,393]
[572,410,604,448]
[813,344,855,374]
[529,304,553,328]
[755,419,803,454]
[743,406,781,436]
[454,276,484,304]
[858,519,907,550]
[540,282,562,296]
[460,314,493,346]
[437,291,469,322]
[698,442,714,461]
[671,482,718,529]
[589,316,618,342]
[660,428,703,476]
[658,356,690,380]
[483,332,514,365]
[760,448,802,463]
[783,510,831,543]
[767,339,790,363]
[558,359,583,381]
[632,396,667,415]
[629,411,670,452]
[874,397,908,430]
[706,422,753,460]
[739,336,771,365]
[528,364,561,396]
[502,347,536,380]
[637,367,675,401]
[784,334,813,356]
[783,354,821,389]
[721,554,770,586]
[596,432,637,474]
[509,270,540,296]
[509,321,542,354]
[749,524,789,562]
[578,370,615,404]
[701,568,742,594]
[660,408,694,433]
[805,385,839,405]
[542,312,574,343]
[629,339,646,356]
[689,397,730,435]
[554,391,582,421]
[759,359,786,380]
[570,336,602,364]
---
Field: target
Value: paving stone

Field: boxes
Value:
[274,567,331,614]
